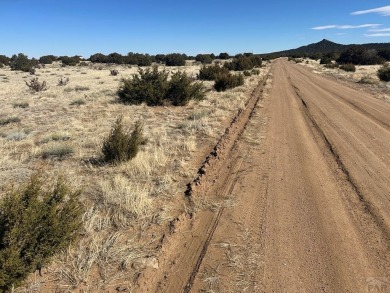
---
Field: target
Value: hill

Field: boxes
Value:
[265,39,390,57]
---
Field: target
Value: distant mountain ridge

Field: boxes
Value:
[267,39,390,56]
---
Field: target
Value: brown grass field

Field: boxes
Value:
[0,60,270,292]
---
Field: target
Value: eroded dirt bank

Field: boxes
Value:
[137,59,390,292]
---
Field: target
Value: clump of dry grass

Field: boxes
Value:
[0,116,20,125]
[100,175,153,221]
[69,98,86,106]
[12,102,29,108]
[41,144,74,159]
[358,76,379,84]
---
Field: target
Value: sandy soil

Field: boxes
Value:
[137,59,390,292]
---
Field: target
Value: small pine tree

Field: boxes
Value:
[102,117,143,163]
[166,72,205,106]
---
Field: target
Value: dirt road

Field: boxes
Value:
[137,59,390,292]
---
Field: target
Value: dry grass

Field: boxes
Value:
[301,59,390,103]
[200,224,262,293]
[303,58,385,85]
[0,61,270,291]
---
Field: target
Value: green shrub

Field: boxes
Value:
[340,63,356,72]
[60,56,80,66]
[243,70,251,76]
[0,174,83,291]
[218,52,230,60]
[378,49,390,61]
[166,72,205,106]
[154,54,166,64]
[195,54,213,64]
[0,55,10,66]
[89,53,152,66]
[377,65,390,81]
[320,57,332,65]
[89,53,108,63]
[110,69,119,76]
[102,117,143,163]
[251,69,260,75]
[118,66,169,106]
[224,55,262,71]
[39,55,57,65]
[214,73,244,92]
[25,77,48,92]
[337,46,384,65]
[10,53,33,72]
[165,54,186,66]
[134,54,153,66]
[118,66,204,106]
[198,64,229,81]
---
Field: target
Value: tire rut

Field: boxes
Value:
[136,74,269,293]
[295,87,390,240]
[289,64,390,130]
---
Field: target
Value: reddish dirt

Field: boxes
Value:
[136,59,390,292]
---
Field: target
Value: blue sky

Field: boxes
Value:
[1,0,390,58]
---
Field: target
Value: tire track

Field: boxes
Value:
[136,74,269,293]
[289,64,390,130]
[293,85,390,242]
